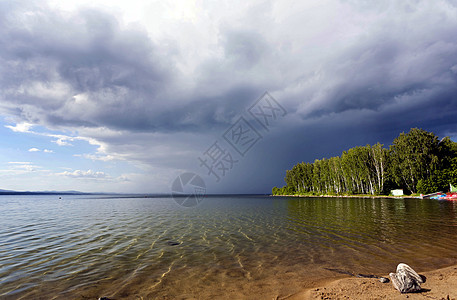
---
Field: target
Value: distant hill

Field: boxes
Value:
[0,189,88,195]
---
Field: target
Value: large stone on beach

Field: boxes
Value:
[389,263,423,293]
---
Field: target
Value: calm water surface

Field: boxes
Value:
[1,195,457,299]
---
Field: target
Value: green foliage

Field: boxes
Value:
[272,185,295,195]
[389,128,440,194]
[272,186,280,195]
[418,156,457,194]
[416,172,448,194]
[273,128,457,196]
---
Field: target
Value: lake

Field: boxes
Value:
[1,195,457,299]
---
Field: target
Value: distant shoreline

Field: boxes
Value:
[0,191,88,196]
[272,194,420,199]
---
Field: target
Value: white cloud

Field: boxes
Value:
[4,162,41,173]
[55,169,133,183]
[78,153,117,161]
[5,123,33,133]
[27,148,55,153]
[53,138,73,146]
[58,169,107,179]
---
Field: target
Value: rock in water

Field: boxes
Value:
[389,263,423,293]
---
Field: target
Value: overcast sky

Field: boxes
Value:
[1,0,456,194]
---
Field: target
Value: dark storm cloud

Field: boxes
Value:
[0,1,254,133]
[1,0,457,193]
[296,28,457,120]
[2,1,457,131]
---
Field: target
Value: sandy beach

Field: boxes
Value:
[286,264,457,300]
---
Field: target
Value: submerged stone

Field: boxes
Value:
[167,241,180,246]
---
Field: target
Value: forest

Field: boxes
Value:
[272,128,457,196]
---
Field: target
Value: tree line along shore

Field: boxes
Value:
[272,128,457,196]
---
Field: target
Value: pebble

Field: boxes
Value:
[379,277,389,283]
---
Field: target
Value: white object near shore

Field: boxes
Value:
[391,189,404,196]
[389,263,424,293]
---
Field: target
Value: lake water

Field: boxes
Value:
[1,195,457,299]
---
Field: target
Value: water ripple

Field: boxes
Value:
[1,195,457,298]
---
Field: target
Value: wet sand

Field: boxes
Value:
[289,264,457,300]
[56,262,456,300]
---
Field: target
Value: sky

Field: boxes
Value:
[0,0,457,194]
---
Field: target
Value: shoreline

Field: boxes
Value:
[272,194,420,199]
[286,263,457,299]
